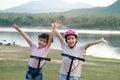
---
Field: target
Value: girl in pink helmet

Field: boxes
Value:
[54,22,108,80]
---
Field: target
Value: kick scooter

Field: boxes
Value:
[61,53,85,80]
[30,55,51,80]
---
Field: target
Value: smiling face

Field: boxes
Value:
[38,38,48,48]
[66,35,78,48]
[38,33,49,48]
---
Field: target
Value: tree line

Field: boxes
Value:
[0,13,120,30]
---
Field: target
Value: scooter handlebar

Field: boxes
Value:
[30,55,51,61]
[61,53,85,61]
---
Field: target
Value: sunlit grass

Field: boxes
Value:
[0,46,120,80]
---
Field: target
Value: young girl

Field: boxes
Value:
[13,20,60,80]
[55,25,108,80]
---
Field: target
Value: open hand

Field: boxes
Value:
[101,37,108,44]
[52,20,61,28]
[12,24,19,30]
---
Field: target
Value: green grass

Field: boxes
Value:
[0,46,120,80]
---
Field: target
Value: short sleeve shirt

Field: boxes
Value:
[29,43,49,68]
[60,40,86,77]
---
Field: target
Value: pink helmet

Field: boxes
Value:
[64,29,78,38]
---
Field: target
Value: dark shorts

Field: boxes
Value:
[26,66,43,80]
[60,74,78,80]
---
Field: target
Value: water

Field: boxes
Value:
[0,28,120,59]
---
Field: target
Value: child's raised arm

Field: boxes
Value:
[13,24,32,47]
[84,37,108,50]
[53,20,64,45]
[47,20,61,48]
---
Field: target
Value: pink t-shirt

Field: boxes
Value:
[29,43,49,68]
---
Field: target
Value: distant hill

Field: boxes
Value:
[66,0,120,13]
[0,0,93,13]
[103,0,120,13]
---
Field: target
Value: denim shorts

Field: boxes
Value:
[60,74,78,80]
[26,66,43,80]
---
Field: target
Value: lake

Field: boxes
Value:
[0,28,120,59]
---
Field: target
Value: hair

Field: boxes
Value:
[38,33,49,42]
[38,33,53,43]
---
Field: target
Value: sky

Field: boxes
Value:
[0,0,117,10]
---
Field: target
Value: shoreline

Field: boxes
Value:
[0,45,120,60]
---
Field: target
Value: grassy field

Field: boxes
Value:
[0,45,120,80]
